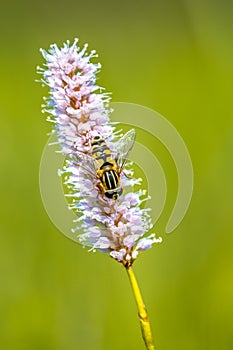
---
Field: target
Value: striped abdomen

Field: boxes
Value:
[91,135,114,169]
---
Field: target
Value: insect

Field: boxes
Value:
[67,129,136,200]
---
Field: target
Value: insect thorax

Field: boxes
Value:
[101,168,120,191]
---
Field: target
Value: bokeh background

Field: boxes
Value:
[0,0,232,349]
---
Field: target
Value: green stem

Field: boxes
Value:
[126,265,155,350]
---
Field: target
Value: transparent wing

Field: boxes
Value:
[66,151,97,178]
[114,129,136,171]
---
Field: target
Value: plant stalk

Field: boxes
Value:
[126,265,155,350]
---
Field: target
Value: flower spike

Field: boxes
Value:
[38,39,161,267]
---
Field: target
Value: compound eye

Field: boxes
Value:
[105,192,113,199]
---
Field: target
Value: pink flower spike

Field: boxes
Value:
[38,39,162,267]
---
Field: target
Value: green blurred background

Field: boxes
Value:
[0,0,232,349]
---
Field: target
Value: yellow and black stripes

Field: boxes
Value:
[91,136,113,168]
[102,170,118,191]
[91,136,116,169]
[90,135,122,199]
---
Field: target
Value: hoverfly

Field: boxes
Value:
[67,129,136,200]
